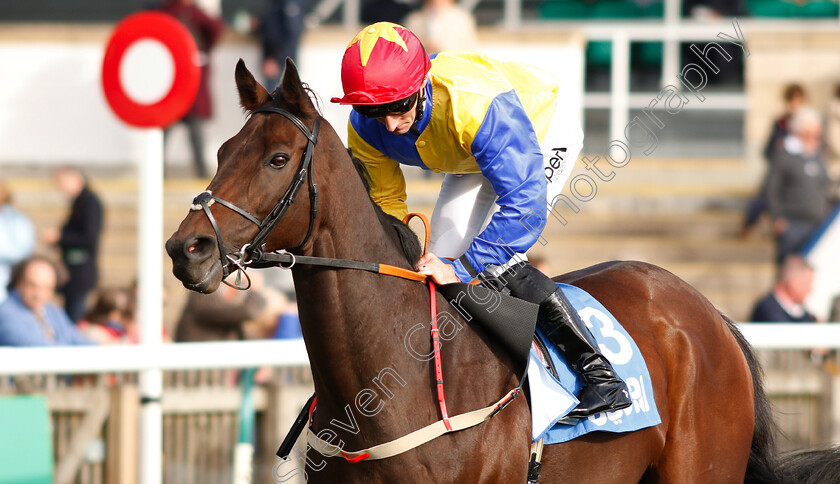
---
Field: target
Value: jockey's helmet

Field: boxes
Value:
[330,22,431,108]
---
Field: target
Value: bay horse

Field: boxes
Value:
[166,59,781,483]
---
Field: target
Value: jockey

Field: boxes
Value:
[331,22,631,418]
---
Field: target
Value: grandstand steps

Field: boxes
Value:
[543,210,745,237]
[6,154,773,324]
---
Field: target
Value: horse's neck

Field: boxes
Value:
[290,157,430,418]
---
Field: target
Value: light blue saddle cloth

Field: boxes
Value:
[528,283,661,444]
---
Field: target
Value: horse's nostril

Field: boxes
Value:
[184,234,216,260]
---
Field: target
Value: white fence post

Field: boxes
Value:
[662,0,681,88]
[609,31,630,146]
[138,128,164,484]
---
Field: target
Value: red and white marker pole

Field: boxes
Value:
[102,12,200,484]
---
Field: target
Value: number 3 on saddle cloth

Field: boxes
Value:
[439,282,660,444]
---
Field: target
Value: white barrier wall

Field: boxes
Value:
[0,29,583,169]
[2,323,840,376]
[806,207,840,321]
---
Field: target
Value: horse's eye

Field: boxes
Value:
[268,154,289,169]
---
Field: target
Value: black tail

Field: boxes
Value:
[777,447,840,483]
[720,313,782,484]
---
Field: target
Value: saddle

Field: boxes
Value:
[441,282,660,444]
[436,282,538,376]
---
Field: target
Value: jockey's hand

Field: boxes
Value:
[416,253,459,285]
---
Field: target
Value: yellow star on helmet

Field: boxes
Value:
[349,22,408,67]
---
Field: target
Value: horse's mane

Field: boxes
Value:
[348,150,423,265]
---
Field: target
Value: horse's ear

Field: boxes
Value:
[235,58,271,112]
[280,58,315,112]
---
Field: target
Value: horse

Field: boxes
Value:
[166,58,781,483]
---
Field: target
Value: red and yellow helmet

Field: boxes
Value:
[330,22,431,106]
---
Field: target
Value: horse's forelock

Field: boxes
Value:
[271,82,322,118]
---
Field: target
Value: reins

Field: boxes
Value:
[251,250,428,282]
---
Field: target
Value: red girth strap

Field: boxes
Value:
[428,280,452,431]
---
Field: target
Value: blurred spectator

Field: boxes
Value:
[175,271,281,342]
[831,294,840,322]
[123,279,140,343]
[403,0,477,53]
[765,107,834,265]
[77,287,131,345]
[765,84,807,161]
[272,294,301,339]
[0,181,36,303]
[258,266,301,339]
[118,278,171,344]
[161,0,224,178]
[43,166,103,323]
[0,256,93,346]
[741,84,807,237]
[750,254,816,323]
[243,271,288,339]
[260,0,306,91]
[824,82,840,199]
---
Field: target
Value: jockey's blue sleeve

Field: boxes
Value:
[449,90,548,283]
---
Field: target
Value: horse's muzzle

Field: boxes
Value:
[166,233,224,293]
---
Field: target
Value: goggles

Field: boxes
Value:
[352,92,419,119]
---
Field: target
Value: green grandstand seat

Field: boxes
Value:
[589,0,644,18]
[633,41,663,67]
[639,1,664,18]
[587,40,612,68]
[0,395,54,484]
[538,0,588,19]
[796,1,839,17]
[747,0,794,17]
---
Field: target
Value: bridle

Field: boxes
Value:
[187,102,427,288]
[189,106,321,288]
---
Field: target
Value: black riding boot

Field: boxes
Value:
[493,262,632,418]
[538,289,633,417]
